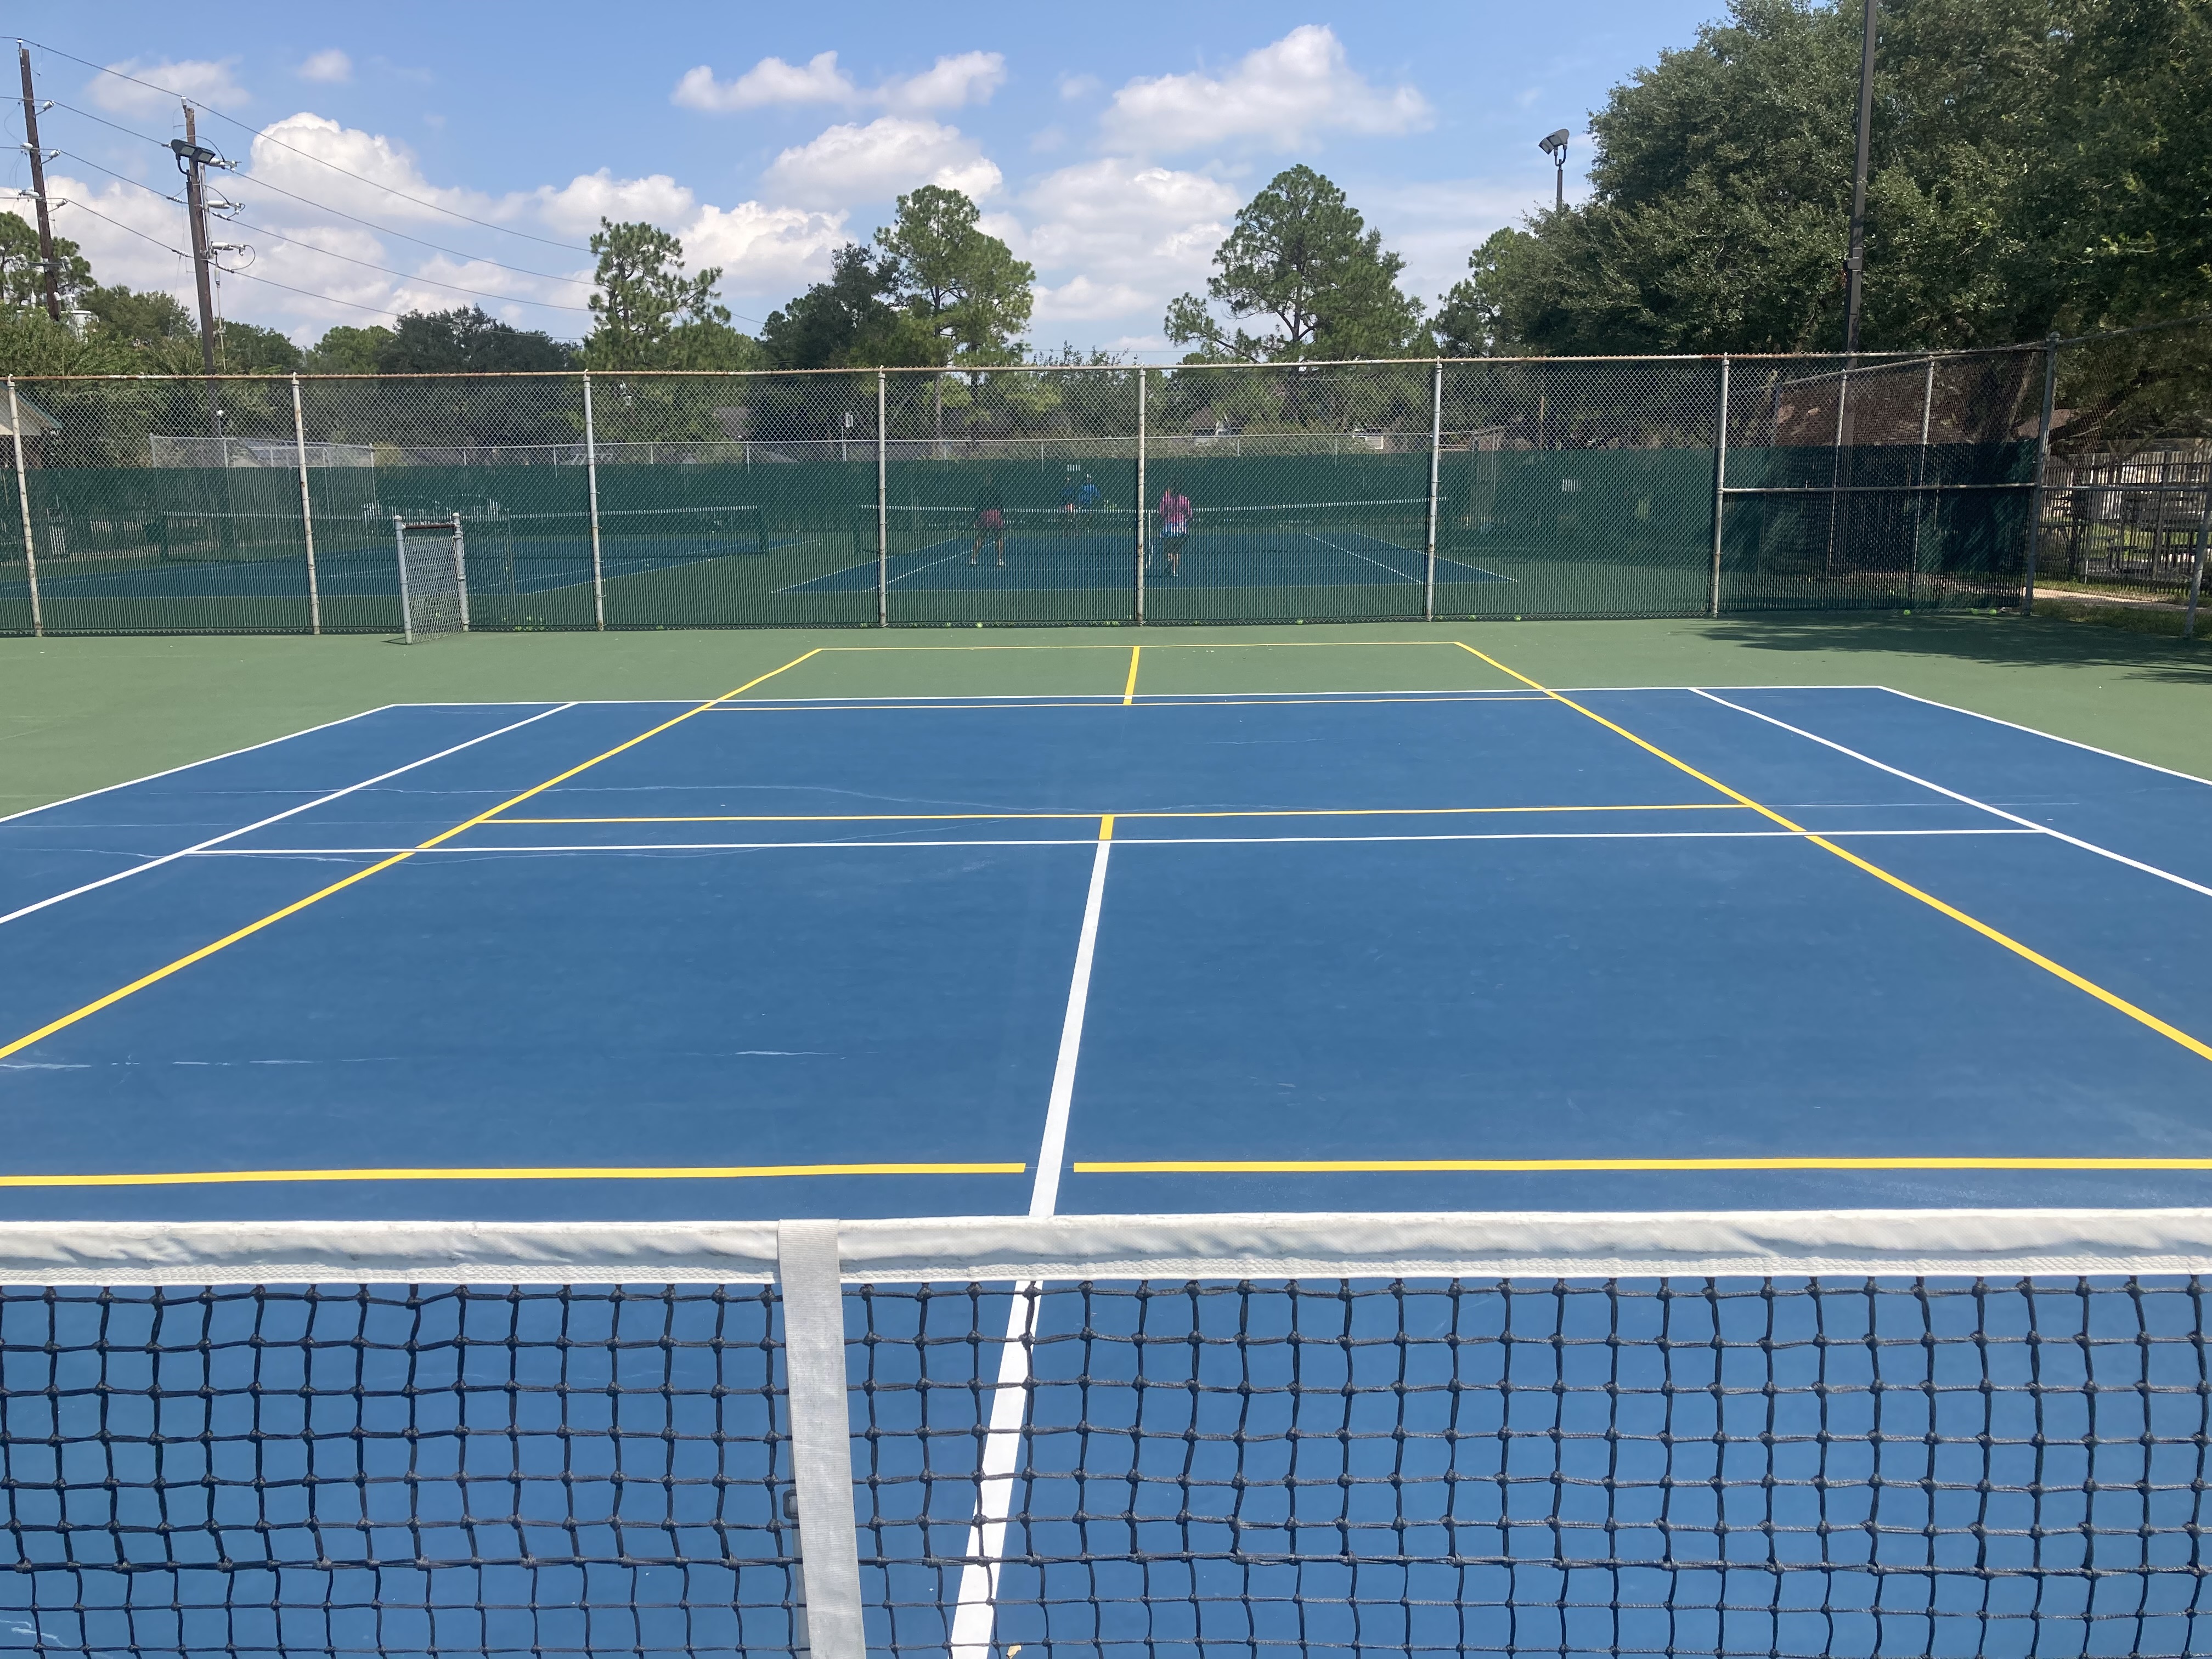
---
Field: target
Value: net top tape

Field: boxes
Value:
[3,1207,2210,1285]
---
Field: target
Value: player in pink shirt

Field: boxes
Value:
[1153,485,1192,575]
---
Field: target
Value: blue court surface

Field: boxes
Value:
[785,529,1510,592]
[2,652,2207,1225]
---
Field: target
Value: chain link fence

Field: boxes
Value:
[2032,321,2212,607]
[0,326,2198,636]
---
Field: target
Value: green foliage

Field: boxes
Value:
[0,212,93,311]
[584,220,737,369]
[0,307,132,374]
[1456,0,2212,355]
[874,185,1035,365]
[216,320,302,374]
[301,325,393,373]
[83,285,195,349]
[376,306,575,373]
[763,245,934,370]
[1165,166,1425,362]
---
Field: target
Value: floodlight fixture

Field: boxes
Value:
[1538,128,1571,212]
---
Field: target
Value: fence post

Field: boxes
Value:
[1709,356,1730,619]
[7,377,39,639]
[776,1220,867,1659]
[1423,359,1442,622]
[452,511,470,633]
[1134,368,1147,625]
[393,515,414,645]
[582,371,606,630]
[876,370,888,628]
[2185,476,2210,642]
[290,374,320,635]
[1909,356,1934,609]
[2023,334,2058,617]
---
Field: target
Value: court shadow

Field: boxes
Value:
[1703,611,2212,682]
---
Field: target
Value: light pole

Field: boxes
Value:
[1538,128,1570,213]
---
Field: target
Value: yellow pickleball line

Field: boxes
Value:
[0,1161,1025,1188]
[0,648,826,1063]
[1124,645,1141,704]
[1453,642,2212,1064]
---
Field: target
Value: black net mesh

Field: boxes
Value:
[0,1283,799,1658]
[5,1274,2209,1657]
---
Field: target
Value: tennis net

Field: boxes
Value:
[3,1210,2208,1658]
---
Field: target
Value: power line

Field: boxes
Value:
[48,147,592,314]
[24,37,589,252]
[56,197,411,319]
[46,98,591,284]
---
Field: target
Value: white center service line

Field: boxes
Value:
[1691,689,2212,900]
[949,825,1113,1659]
[0,704,579,930]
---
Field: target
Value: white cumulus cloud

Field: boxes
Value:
[880,52,1006,113]
[89,57,250,118]
[764,117,1001,207]
[672,51,857,112]
[296,50,352,84]
[1011,159,1238,332]
[1101,26,1431,153]
[674,50,1005,115]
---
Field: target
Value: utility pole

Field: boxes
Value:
[1842,0,1878,354]
[16,45,59,321]
[174,106,221,379]
[171,104,228,446]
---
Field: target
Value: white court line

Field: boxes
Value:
[194,827,2039,856]
[0,704,401,827]
[1876,686,2212,787]
[0,704,579,928]
[949,828,1113,1659]
[1694,690,2212,900]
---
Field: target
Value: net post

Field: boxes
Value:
[393,514,414,645]
[2023,334,2058,616]
[451,511,470,633]
[876,369,888,628]
[2184,475,2210,641]
[291,373,320,635]
[776,1220,867,1659]
[1424,358,1442,622]
[7,377,39,638]
[1134,367,1147,624]
[1709,355,1729,618]
[583,371,606,631]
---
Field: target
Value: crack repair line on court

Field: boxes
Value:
[1454,644,2212,1065]
[0,649,826,1065]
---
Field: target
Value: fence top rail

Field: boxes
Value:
[1,1207,2207,1286]
[0,346,2066,386]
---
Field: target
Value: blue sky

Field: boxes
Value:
[7,0,1716,355]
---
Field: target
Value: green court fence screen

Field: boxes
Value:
[0,325,2201,636]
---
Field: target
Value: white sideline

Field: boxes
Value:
[950,831,1114,1659]
[0,703,579,929]
[0,703,397,827]
[1692,689,2212,899]
[1878,686,2212,787]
